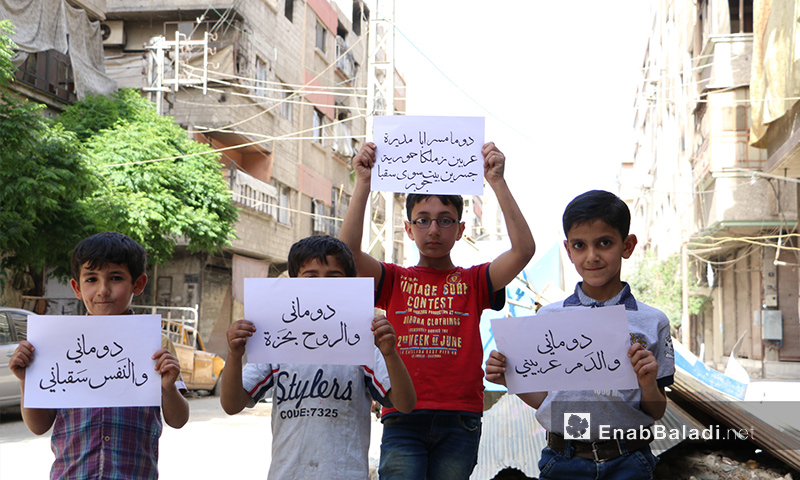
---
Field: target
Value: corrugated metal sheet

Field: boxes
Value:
[470,393,703,480]
[471,393,546,479]
[670,367,800,472]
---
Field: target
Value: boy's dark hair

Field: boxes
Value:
[405,194,464,221]
[288,235,357,278]
[70,231,148,282]
[563,190,631,239]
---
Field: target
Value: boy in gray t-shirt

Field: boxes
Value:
[487,190,675,480]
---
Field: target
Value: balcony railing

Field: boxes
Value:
[335,36,356,81]
[14,50,76,103]
[229,168,278,218]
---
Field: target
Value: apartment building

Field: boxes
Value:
[10,0,404,355]
[627,0,800,378]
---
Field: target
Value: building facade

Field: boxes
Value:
[1,0,407,357]
[627,0,800,378]
[97,0,407,355]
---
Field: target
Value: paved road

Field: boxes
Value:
[0,396,382,479]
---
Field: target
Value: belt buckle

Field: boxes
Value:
[591,442,603,463]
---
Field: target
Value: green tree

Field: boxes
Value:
[627,250,709,328]
[1,19,237,285]
[58,89,239,265]
[0,21,99,282]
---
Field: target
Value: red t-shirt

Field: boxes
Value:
[376,262,504,414]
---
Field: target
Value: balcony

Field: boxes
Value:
[14,50,76,103]
[229,168,277,218]
[335,36,357,82]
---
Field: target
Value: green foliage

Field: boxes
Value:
[0,19,237,286]
[627,251,710,328]
[0,95,99,280]
[0,21,16,87]
[59,89,238,265]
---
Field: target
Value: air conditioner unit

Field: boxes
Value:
[101,21,125,46]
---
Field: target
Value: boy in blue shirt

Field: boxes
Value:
[487,190,675,480]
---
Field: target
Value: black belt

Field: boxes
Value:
[546,432,652,462]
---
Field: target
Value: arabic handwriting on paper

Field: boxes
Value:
[266,322,362,351]
[514,349,623,378]
[373,117,485,195]
[536,330,594,355]
[281,297,337,323]
[513,331,625,378]
[40,336,149,393]
[66,334,124,362]
[514,359,562,378]
[375,164,480,192]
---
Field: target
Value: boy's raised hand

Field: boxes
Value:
[628,342,658,387]
[227,319,255,358]
[485,350,508,387]
[482,142,506,185]
[372,315,397,356]
[8,340,35,381]
[153,349,181,389]
[352,142,377,183]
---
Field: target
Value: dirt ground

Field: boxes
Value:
[653,440,798,480]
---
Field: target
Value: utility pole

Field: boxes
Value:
[144,31,212,116]
[365,0,397,263]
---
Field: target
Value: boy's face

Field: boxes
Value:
[297,255,347,277]
[404,197,465,259]
[564,219,637,300]
[70,262,147,316]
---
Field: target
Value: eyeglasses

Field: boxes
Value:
[410,217,457,229]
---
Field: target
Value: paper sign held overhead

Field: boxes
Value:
[244,278,374,366]
[371,115,485,195]
[491,305,638,394]
[24,315,162,408]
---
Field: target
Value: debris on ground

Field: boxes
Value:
[654,440,798,480]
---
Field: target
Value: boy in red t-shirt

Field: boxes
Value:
[340,141,535,479]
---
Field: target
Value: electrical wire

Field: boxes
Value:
[391,22,542,150]
[182,84,368,113]
[181,69,369,100]
[102,113,367,167]
[183,64,369,92]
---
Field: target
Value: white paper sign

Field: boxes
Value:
[491,305,638,394]
[25,315,162,408]
[244,278,374,366]
[371,115,485,195]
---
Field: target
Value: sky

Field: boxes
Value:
[388,0,654,261]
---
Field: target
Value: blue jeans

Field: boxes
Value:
[538,442,657,480]
[378,412,482,480]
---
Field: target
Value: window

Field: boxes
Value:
[315,20,327,53]
[272,180,291,225]
[313,108,326,144]
[332,111,354,157]
[15,50,75,103]
[255,57,268,97]
[729,0,753,34]
[280,86,293,120]
[330,187,348,236]
[285,0,293,21]
[312,199,327,233]
[351,1,366,36]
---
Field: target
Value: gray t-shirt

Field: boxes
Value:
[242,347,391,479]
[534,282,675,441]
